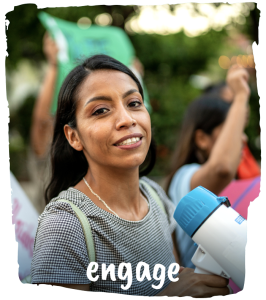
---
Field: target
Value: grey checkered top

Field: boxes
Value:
[31,177,177,295]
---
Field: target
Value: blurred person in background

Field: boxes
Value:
[28,33,58,213]
[31,33,58,158]
[165,65,251,269]
[203,80,260,180]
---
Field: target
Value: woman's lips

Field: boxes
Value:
[115,138,142,150]
[114,133,143,145]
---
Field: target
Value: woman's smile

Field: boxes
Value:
[116,137,141,146]
[114,133,143,149]
[115,137,142,150]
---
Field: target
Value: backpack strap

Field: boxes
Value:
[22,198,96,284]
[140,179,166,215]
[57,199,95,263]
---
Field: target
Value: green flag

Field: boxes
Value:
[38,12,151,114]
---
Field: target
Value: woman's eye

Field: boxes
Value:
[129,101,142,108]
[92,108,109,116]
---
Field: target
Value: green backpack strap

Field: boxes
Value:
[57,199,95,263]
[140,179,166,215]
[22,199,96,284]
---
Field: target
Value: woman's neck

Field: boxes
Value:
[75,165,149,221]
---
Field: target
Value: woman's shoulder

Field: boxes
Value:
[171,163,201,187]
[31,187,90,285]
[53,186,86,201]
[33,187,89,259]
[168,163,201,205]
[45,187,86,210]
[176,163,201,176]
[38,187,88,230]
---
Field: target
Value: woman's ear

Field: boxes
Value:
[64,125,83,151]
[194,129,213,163]
[194,129,211,152]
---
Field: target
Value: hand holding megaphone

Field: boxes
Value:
[173,186,246,290]
[157,267,230,297]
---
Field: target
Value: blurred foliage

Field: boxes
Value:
[6,4,260,179]
[5,3,260,70]
[9,95,35,144]
[242,3,260,44]
[6,4,135,70]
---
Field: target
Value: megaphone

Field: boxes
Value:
[173,186,246,289]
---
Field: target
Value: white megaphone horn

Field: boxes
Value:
[173,186,246,289]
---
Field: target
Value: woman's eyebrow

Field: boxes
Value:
[84,96,112,107]
[122,89,139,98]
[84,89,140,107]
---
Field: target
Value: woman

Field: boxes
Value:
[31,54,228,296]
[203,80,260,180]
[166,65,250,269]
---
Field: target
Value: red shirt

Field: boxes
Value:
[237,143,260,179]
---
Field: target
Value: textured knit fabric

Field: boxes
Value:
[168,163,200,269]
[31,177,177,296]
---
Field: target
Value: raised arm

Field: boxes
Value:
[31,32,58,157]
[191,65,250,195]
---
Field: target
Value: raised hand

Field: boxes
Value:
[226,64,250,99]
[43,32,59,66]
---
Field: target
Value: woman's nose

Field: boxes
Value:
[115,107,136,130]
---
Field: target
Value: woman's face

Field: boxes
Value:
[195,123,247,161]
[200,123,247,158]
[65,69,151,173]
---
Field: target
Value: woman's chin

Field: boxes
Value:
[112,156,146,172]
